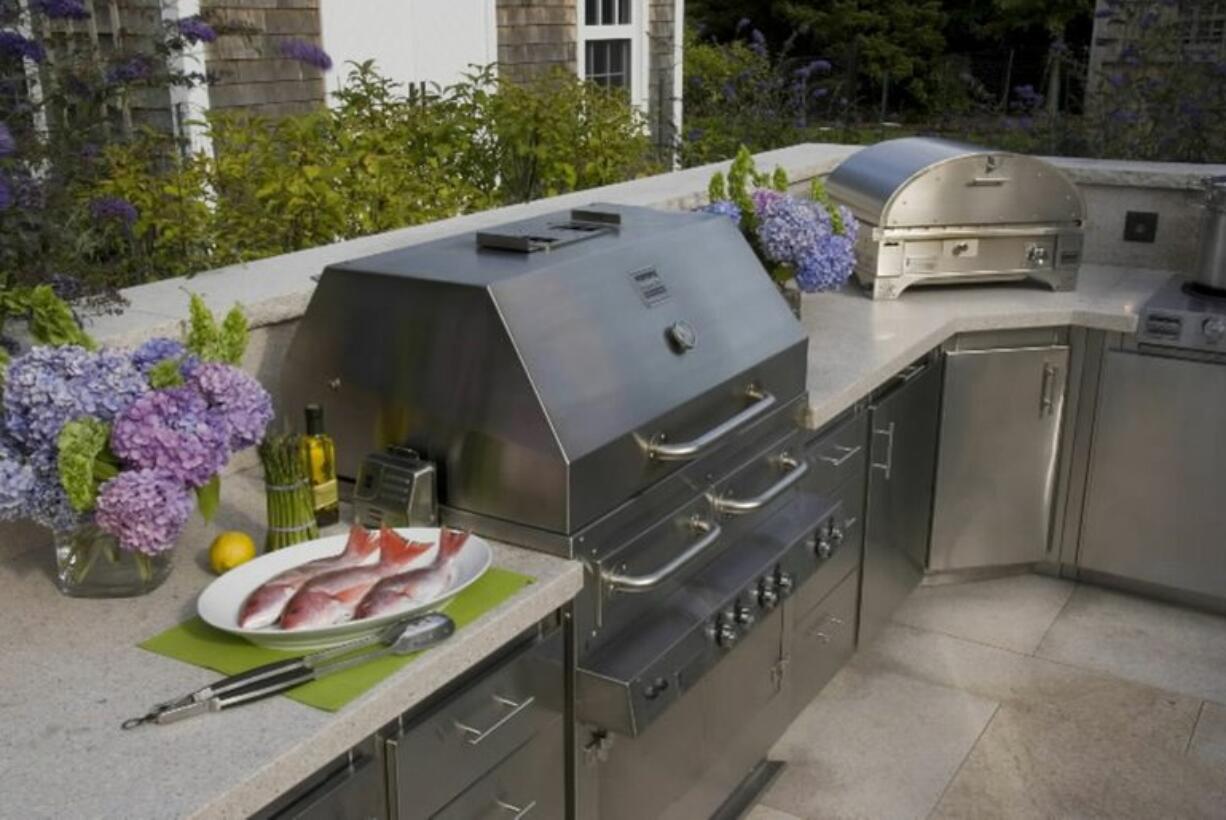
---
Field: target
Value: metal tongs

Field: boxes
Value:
[122,612,455,729]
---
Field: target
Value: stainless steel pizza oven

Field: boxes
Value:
[827,137,1086,300]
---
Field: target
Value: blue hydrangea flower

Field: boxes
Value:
[280,39,332,71]
[0,177,12,212]
[0,31,46,63]
[0,443,35,521]
[176,16,217,44]
[0,121,14,158]
[105,56,152,85]
[33,0,89,19]
[95,469,192,555]
[130,337,196,375]
[90,196,138,226]
[2,345,149,455]
[703,199,742,226]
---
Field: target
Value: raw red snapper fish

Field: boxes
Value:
[355,528,471,620]
[238,525,380,629]
[279,528,433,630]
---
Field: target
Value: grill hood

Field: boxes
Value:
[281,204,808,536]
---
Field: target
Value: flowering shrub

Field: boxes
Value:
[0,293,271,563]
[702,146,858,294]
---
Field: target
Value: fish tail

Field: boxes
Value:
[438,527,471,561]
[342,524,380,559]
[378,526,433,567]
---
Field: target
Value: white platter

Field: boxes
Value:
[197,528,493,651]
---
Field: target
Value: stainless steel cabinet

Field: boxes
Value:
[860,355,943,645]
[929,333,1068,572]
[1079,346,1226,602]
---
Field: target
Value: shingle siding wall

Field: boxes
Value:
[496,0,577,83]
[201,0,326,117]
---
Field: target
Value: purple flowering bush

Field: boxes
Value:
[702,146,859,294]
[0,293,270,568]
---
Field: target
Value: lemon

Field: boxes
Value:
[209,531,257,574]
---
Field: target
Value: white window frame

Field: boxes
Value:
[577,0,648,111]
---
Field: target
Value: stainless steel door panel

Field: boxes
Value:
[269,745,386,820]
[594,674,709,820]
[861,358,942,645]
[929,345,1068,572]
[431,718,564,820]
[788,568,859,720]
[1080,350,1226,600]
[685,607,789,820]
[388,643,559,819]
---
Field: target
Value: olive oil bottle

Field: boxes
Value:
[301,404,340,527]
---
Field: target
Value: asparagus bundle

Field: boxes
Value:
[258,434,319,551]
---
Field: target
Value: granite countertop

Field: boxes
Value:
[0,471,584,819]
[799,264,1170,429]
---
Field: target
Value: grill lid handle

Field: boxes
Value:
[644,386,777,461]
[601,516,723,593]
[711,453,809,516]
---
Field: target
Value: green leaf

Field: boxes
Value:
[184,292,221,360]
[57,418,112,512]
[148,358,186,388]
[196,474,221,523]
[220,306,249,365]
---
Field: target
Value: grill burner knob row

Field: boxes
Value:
[732,602,756,627]
[715,621,739,649]
[775,569,795,597]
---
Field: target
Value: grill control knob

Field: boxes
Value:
[775,570,795,597]
[816,535,834,559]
[666,321,697,353]
[733,602,756,627]
[830,522,845,546]
[1203,317,1226,344]
[643,677,670,700]
[715,622,739,648]
[757,578,779,610]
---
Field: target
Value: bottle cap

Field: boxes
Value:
[304,404,325,436]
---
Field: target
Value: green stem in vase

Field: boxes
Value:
[134,553,153,584]
[69,531,101,585]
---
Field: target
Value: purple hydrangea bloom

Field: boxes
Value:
[795,233,856,293]
[111,387,230,488]
[33,0,89,19]
[2,345,149,454]
[755,192,828,266]
[90,196,138,226]
[24,474,82,530]
[176,16,217,44]
[95,469,191,555]
[0,443,35,521]
[0,121,13,158]
[703,199,742,226]
[0,31,46,63]
[188,362,273,450]
[280,39,332,71]
[131,337,192,374]
[105,55,152,85]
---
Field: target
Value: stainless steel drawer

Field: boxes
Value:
[804,410,868,500]
[432,719,564,820]
[788,568,859,717]
[267,747,386,820]
[387,642,560,819]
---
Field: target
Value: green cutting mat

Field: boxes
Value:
[139,566,534,712]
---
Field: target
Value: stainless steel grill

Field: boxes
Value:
[283,203,828,819]
[828,137,1086,300]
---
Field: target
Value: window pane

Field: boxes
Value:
[618,0,630,24]
[610,39,625,74]
[585,0,597,25]
[601,0,615,25]
[585,39,630,89]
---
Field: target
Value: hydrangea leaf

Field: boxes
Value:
[147,357,185,388]
[196,474,221,522]
[27,286,96,350]
[56,417,111,512]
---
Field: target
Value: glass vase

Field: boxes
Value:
[54,523,173,598]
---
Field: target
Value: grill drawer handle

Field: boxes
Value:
[454,694,535,746]
[602,517,723,592]
[818,444,861,467]
[712,454,809,516]
[496,799,537,818]
[645,387,777,461]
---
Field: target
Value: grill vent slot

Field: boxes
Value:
[476,209,621,253]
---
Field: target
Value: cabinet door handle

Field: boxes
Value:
[454,694,535,746]
[1040,363,1059,417]
[871,423,896,480]
[818,444,862,466]
[496,799,537,818]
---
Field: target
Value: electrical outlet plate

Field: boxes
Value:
[1124,211,1158,243]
